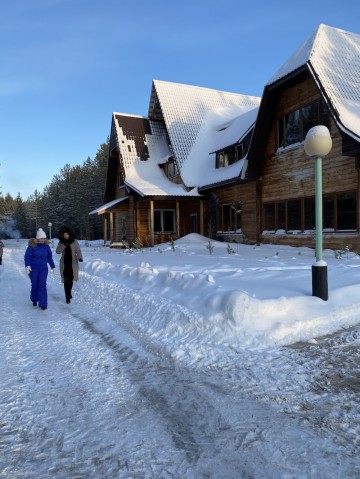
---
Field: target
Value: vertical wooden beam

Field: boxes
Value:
[136,201,140,241]
[200,199,204,235]
[150,199,154,246]
[176,200,180,238]
[128,196,134,245]
[110,212,114,243]
[103,215,108,244]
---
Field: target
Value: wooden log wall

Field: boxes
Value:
[123,197,207,246]
[259,77,360,250]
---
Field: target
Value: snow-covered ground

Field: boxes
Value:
[1,234,360,478]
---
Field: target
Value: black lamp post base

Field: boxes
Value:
[312,264,328,301]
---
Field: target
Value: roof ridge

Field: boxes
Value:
[113,112,148,119]
[153,79,259,100]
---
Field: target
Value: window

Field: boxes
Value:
[163,158,177,179]
[323,196,334,229]
[278,100,331,148]
[262,192,357,234]
[302,102,318,139]
[217,152,225,168]
[285,110,300,146]
[337,192,356,230]
[167,162,176,178]
[278,202,286,230]
[216,143,245,168]
[218,203,241,232]
[224,149,236,166]
[237,144,244,161]
[223,205,233,231]
[304,197,315,230]
[153,209,175,233]
[263,203,275,231]
[287,200,301,231]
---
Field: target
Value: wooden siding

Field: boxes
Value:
[261,118,356,202]
[259,76,360,250]
[109,197,207,246]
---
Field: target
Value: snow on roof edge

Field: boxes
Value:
[153,79,260,103]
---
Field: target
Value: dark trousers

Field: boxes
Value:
[64,281,73,301]
[0,256,2,265]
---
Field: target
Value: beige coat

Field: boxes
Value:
[56,239,83,282]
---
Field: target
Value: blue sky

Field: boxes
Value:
[1,0,360,200]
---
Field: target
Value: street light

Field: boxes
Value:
[48,222,52,242]
[304,125,332,301]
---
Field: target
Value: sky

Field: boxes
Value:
[1,233,360,477]
[1,0,360,199]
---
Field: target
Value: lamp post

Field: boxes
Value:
[48,222,52,242]
[304,125,332,301]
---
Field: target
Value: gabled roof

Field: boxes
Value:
[112,113,200,197]
[269,24,360,140]
[149,80,261,172]
[111,82,261,196]
[246,24,360,180]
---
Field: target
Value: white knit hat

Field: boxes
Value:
[36,228,47,239]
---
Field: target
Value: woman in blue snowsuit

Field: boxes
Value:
[24,228,56,310]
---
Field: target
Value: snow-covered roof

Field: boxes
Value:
[124,163,200,197]
[181,106,258,188]
[112,82,261,196]
[113,113,201,197]
[150,80,261,171]
[268,24,360,140]
[89,196,129,215]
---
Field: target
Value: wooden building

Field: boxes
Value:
[89,80,260,246]
[243,24,360,250]
[91,24,360,252]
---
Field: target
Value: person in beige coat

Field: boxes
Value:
[56,226,83,303]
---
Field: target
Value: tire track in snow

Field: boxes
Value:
[70,267,354,478]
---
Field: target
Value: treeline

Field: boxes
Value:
[0,141,108,240]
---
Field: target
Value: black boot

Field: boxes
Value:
[64,281,72,303]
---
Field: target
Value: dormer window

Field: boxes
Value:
[167,161,176,178]
[162,157,177,179]
[216,144,244,168]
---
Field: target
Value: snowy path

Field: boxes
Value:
[0,242,359,478]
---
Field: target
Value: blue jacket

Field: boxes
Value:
[24,239,55,270]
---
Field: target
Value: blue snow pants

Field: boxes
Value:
[29,267,49,308]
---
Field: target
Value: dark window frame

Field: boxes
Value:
[277,99,331,149]
[152,209,176,233]
[217,203,242,232]
[262,191,357,234]
[216,142,245,168]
